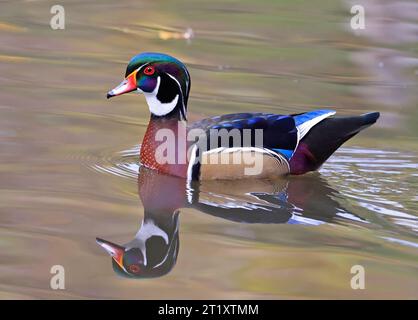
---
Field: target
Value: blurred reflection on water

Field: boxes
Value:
[95,165,362,279]
[0,0,417,298]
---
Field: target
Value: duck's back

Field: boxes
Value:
[187,110,379,180]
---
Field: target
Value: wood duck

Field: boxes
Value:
[97,167,362,278]
[107,52,380,180]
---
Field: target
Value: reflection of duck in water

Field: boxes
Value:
[97,167,362,278]
[96,169,183,278]
[96,211,179,278]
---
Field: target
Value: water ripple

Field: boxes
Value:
[321,147,418,233]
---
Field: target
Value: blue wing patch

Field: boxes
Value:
[272,148,293,160]
[293,109,335,127]
[293,109,336,141]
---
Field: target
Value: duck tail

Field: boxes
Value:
[290,112,380,174]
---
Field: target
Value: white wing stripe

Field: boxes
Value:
[296,111,336,141]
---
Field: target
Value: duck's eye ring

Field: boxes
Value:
[143,66,155,76]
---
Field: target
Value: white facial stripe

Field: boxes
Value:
[144,76,179,116]
[165,73,186,120]
[135,62,149,74]
[133,219,169,267]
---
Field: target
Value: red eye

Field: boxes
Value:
[128,264,141,273]
[144,66,155,76]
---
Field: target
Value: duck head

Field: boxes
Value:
[107,52,190,121]
[96,210,180,279]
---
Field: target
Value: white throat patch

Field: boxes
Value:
[144,76,179,116]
